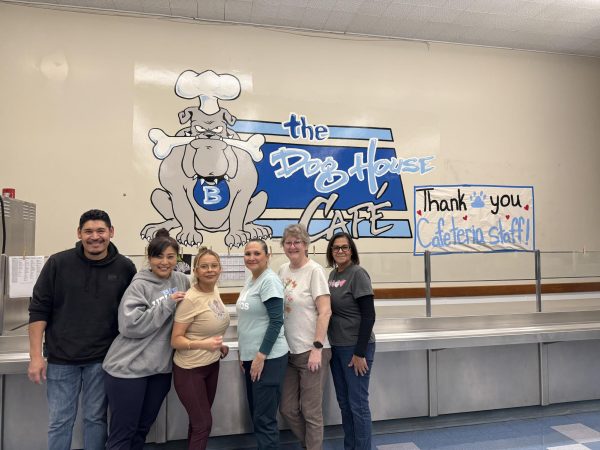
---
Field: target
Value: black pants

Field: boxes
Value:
[104,372,172,450]
[242,354,288,450]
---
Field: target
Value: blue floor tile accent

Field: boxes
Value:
[298,411,600,450]
[144,403,600,450]
[387,411,600,450]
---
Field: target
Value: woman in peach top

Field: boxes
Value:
[171,247,230,450]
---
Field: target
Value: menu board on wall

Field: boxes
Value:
[8,256,47,298]
[219,253,247,281]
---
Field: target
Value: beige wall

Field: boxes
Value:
[1,3,599,269]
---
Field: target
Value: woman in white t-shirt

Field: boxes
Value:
[278,224,332,450]
[170,247,230,450]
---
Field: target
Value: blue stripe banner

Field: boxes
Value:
[256,219,412,238]
[232,119,393,141]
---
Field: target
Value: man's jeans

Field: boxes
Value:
[330,343,375,450]
[46,362,107,450]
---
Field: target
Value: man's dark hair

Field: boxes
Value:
[78,209,112,229]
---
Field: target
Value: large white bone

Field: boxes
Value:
[149,129,194,160]
[149,128,264,162]
[224,134,264,162]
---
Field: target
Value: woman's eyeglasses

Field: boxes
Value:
[284,240,304,247]
[196,263,220,271]
[332,245,350,253]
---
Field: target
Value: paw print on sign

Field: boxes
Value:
[470,191,486,208]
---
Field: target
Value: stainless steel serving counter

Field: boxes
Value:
[375,310,600,350]
[1,307,600,449]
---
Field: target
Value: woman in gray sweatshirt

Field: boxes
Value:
[102,229,190,450]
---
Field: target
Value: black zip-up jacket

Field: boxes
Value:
[29,241,137,364]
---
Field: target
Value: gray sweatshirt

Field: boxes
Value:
[103,269,190,378]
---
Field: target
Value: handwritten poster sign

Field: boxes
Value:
[413,184,535,255]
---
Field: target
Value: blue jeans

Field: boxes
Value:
[330,343,375,450]
[46,362,107,450]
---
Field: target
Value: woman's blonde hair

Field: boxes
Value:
[191,247,221,285]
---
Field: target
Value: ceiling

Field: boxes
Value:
[5,0,600,57]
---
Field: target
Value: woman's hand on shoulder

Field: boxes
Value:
[170,291,186,303]
[348,354,369,376]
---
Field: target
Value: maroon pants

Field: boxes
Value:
[173,361,220,450]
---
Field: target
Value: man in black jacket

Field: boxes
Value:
[28,209,137,450]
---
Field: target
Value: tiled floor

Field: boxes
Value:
[359,412,600,450]
[145,402,600,450]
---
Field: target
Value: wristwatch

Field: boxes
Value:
[313,341,324,349]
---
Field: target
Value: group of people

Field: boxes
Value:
[27,209,376,450]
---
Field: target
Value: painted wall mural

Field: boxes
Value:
[140,70,271,248]
[257,115,434,242]
[140,69,437,248]
[413,185,535,255]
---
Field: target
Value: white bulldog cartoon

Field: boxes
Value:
[140,70,271,248]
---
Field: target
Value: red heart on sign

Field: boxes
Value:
[505,214,510,220]
[524,204,529,210]
[463,215,468,220]
[417,210,422,216]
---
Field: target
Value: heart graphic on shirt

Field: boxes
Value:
[524,204,529,210]
[505,214,510,220]
[417,210,422,216]
[330,280,347,288]
[463,215,468,221]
